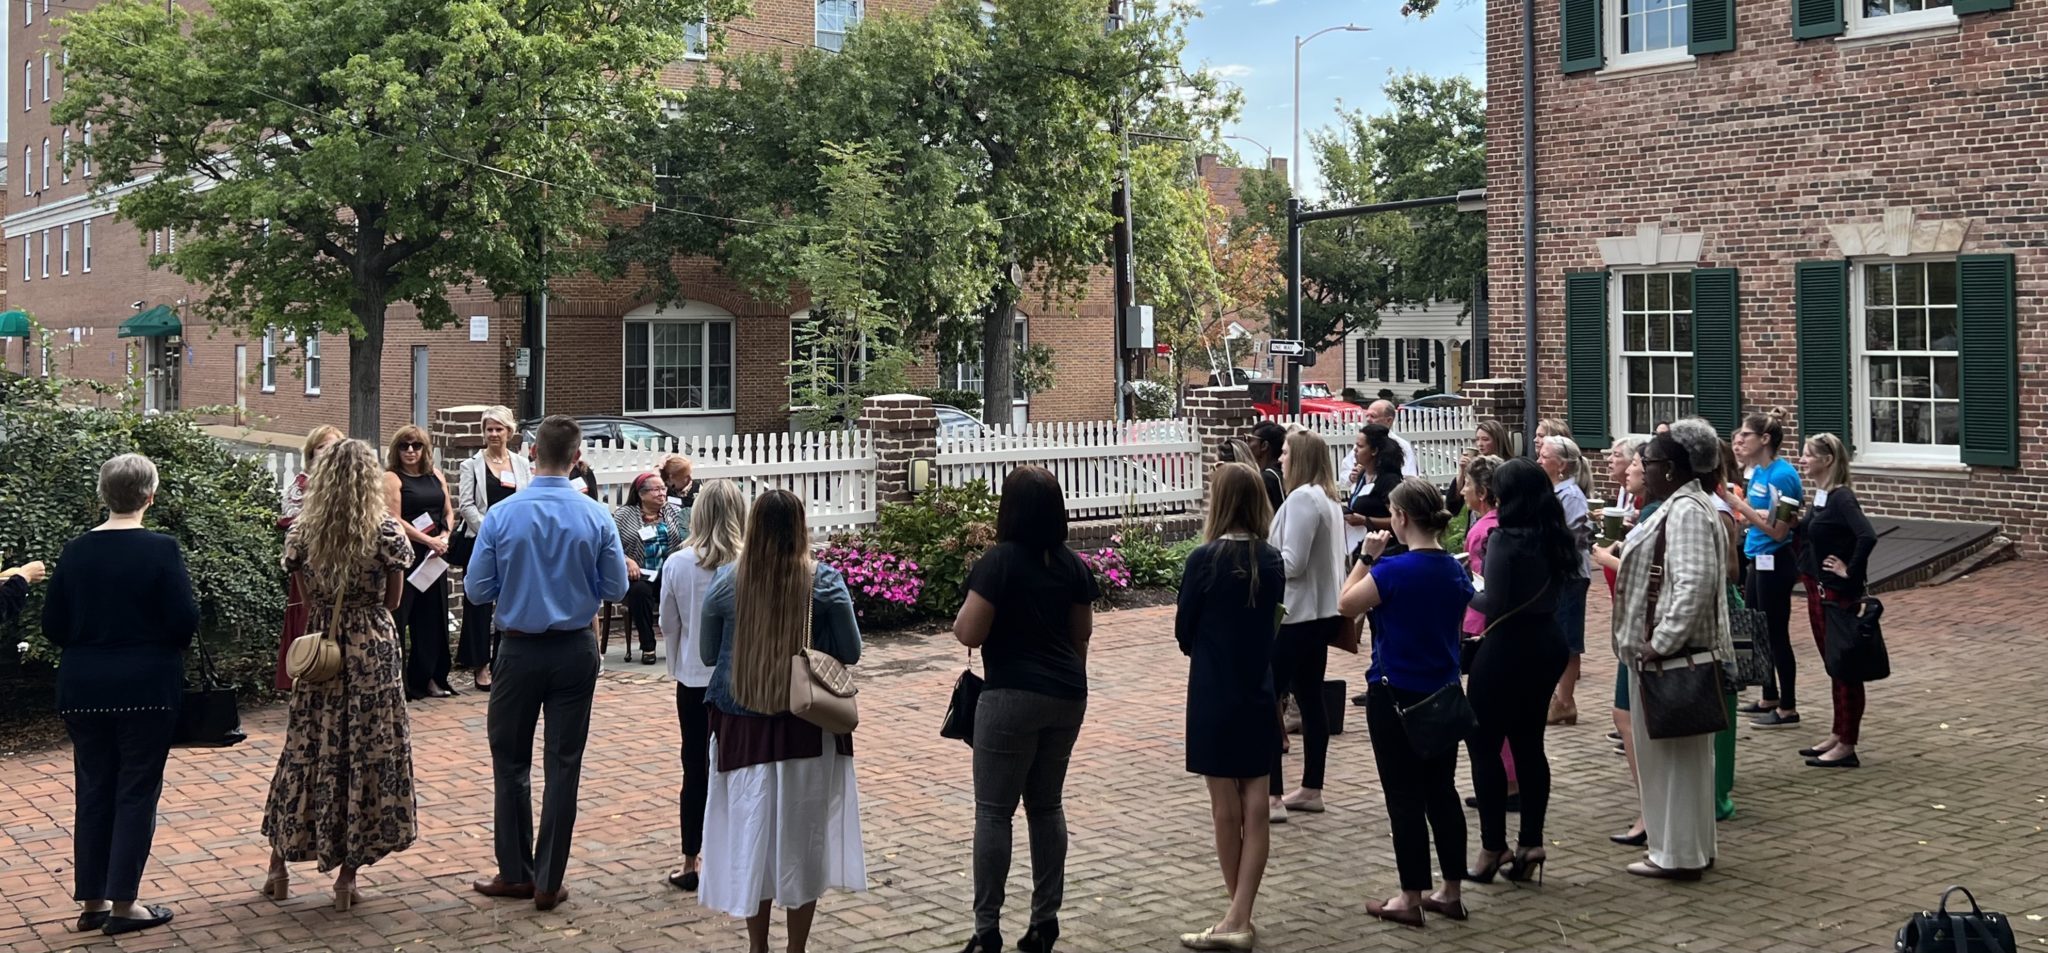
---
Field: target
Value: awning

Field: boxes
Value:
[117,304,181,338]
[0,310,28,339]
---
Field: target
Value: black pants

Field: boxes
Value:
[1748,557,1800,709]
[1465,622,1567,852]
[488,630,600,893]
[624,578,660,653]
[1269,619,1330,795]
[675,684,709,858]
[399,574,451,695]
[65,711,176,902]
[1367,685,1467,891]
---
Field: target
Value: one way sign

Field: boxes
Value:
[1267,339,1306,356]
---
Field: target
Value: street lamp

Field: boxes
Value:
[1293,24,1370,195]
[1223,134,1273,162]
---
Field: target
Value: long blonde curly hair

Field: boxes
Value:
[294,439,391,594]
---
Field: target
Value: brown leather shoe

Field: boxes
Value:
[472,876,535,899]
[534,884,570,912]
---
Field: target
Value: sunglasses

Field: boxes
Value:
[400,442,425,451]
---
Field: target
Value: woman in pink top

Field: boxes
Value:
[1457,455,1517,807]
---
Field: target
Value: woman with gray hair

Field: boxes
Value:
[42,453,199,935]
[456,406,532,690]
[1536,435,1596,725]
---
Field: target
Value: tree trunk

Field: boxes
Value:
[346,280,390,442]
[979,286,1018,430]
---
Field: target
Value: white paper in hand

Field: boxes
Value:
[410,511,435,532]
[408,554,448,591]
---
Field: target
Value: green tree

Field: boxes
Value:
[786,141,915,429]
[57,0,741,440]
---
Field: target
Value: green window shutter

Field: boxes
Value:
[1691,268,1741,434]
[1957,254,2018,468]
[1795,261,1850,447]
[1793,0,1844,38]
[1954,0,2012,13]
[1689,0,1736,53]
[1565,270,1611,450]
[1562,0,1604,73]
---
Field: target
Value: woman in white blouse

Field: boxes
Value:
[1266,429,1348,823]
[657,480,746,892]
[454,406,532,690]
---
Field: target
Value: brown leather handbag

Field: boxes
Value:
[285,581,345,685]
[788,601,858,734]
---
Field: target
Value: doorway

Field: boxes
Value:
[143,337,183,414]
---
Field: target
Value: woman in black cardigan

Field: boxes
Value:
[42,454,199,937]
[1,559,45,623]
[1791,434,1879,768]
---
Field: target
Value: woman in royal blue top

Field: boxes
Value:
[1338,478,1475,929]
[1722,409,1805,729]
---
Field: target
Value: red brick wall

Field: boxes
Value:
[1484,1,2048,549]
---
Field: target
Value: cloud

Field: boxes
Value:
[1253,0,1279,6]
[1207,64,1255,79]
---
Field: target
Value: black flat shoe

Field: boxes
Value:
[1609,829,1648,847]
[1797,744,1835,757]
[103,905,173,936]
[74,909,110,933]
[667,868,698,891]
[1737,700,1773,714]
[1806,754,1860,768]
[1463,794,1522,812]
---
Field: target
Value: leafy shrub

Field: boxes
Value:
[869,479,996,617]
[819,538,922,629]
[1131,378,1175,420]
[1076,547,1131,594]
[1,375,285,699]
[1113,522,1195,589]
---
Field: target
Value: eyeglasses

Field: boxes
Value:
[1641,456,1673,468]
[400,442,424,451]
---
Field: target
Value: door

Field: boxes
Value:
[411,346,430,427]
[234,345,248,423]
[141,338,182,414]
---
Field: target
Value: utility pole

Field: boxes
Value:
[1107,0,1134,423]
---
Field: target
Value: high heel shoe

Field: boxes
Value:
[261,867,290,901]
[1505,847,1547,885]
[1019,918,1060,952]
[1609,828,1648,847]
[1465,848,1511,884]
[955,932,1001,953]
[333,871,359,912]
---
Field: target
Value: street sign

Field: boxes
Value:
[1267,339,1305,356]
[514,348,532,378]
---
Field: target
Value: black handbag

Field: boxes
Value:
[1632,509,1729,740]
[172,638,246,749]
[1896,886,2017,953]
[1391,682,1478,759]
[1823,595,1891,682]
[446,529,475,570]
[940,651,983,746]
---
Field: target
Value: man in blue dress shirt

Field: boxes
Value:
[464,416,629,911]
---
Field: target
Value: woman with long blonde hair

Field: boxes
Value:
[658,479,746,893]
[262,439,418,912]
[1266,430,1347,823]
[698,490,864,953]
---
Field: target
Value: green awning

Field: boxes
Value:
[117,304,181,338]
[0,310,28,339]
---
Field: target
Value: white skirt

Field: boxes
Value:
[699,727,867,918]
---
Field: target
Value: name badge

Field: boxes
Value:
[1756,553,1776,572]
[410,512,435,531]
[1813,489,1829,509]
[642,568,660,583]
[639,524,657,542]
[497,471,516,488]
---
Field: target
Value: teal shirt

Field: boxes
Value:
[1743,457,1803,558]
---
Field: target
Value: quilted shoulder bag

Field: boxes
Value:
[285,580,345,685]
[1727,584,1774,688]
[1896,886,2017,953]
[788,596,859,734]
[940,649,983,746]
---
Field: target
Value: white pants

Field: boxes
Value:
[1628,668,1717,870]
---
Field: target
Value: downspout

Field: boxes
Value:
[1520,0,1539,456]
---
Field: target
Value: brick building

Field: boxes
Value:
[1484,0,2041,547]
[5,0,1118,439]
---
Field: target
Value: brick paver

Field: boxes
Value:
[4,563,2048,952]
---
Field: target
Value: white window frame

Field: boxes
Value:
[60,129,69,184]
[39,138,48,191]
[941,317,1031,408]
[153,229,163,255]
[82,123,92,177]
[22,231,32,280]
[683,18,710,59]
[260,330,278,392]
[815,0,864,52]
[1604,0,1696,71]
[20,145,29,195]
[303,333,322,396]
[22,60,29,111]
[1846,0,1957,40]
[1608,269,1698,440]
[82,221,92,272]
[622,312,737,415]
[60,224,70,275]
[39,230,49,278]
[1850,253,1962,465]
[41,52,49,102]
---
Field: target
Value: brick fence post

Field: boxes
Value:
[432,405,489,474]
[1465,379,1527,456]
[859,394,939,506]
[1185,385,1256,505]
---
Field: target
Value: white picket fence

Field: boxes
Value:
[583,430,879,539]
[935,419,1204,519]
[1264,405,1475,482]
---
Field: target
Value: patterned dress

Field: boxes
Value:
[262,516,419,871]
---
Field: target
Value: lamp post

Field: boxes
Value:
[1293,24,1370,195]
[1223,134,1273,163]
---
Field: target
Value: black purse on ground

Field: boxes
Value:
[172,638,246,749]
[1632,506,1730,740]
[940,651,983,746]
[1391,681,1479,759]
[1896,886,2017,953]
[1823,595,1891,682]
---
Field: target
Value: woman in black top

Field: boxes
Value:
[382,425,457,701]
[1248,421,1289,511]
[1346,424,1407,550]
[42,453,198,937]
[951,466,1099,953]
[1,559,44,623]
[1463,458,1574,886]
[1173,463,1284,951]
[1792,433,1879,768]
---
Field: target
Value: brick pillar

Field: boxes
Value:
[1185,385,1256,504]
[1465,379,1526,456]
[432,404,489,474]
[860,394,939,505]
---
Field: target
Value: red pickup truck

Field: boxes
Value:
[1247,379,1365,420]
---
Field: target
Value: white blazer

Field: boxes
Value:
[458,451,534,536]
[1272,482,1347,625]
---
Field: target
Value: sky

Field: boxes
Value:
[1177,0,1486,197]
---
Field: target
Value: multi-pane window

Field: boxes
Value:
[304,334,322,395]
[83,123,92,177]
[39,230,49,278]
[816,0,864,51]
[60,224,70,275]
[41,53,49,102]
[1863,0,1952,17]
[261,331,278,392]
[1850,0,1954,33]
[1617,271,1695,434]
[624,320,734,413]
[684,19,709,58]
[1620,0,1691,53]
[20,145,28,195]
[60,130,68,184]
[40,137,48,191]
[1859,260,1959,450]
[942,319,1029,400]
[22,60,29,111]
[82,221,92,272]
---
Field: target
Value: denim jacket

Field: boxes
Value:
[698,561,862,716]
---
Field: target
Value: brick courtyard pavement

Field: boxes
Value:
[4,562,2048,952]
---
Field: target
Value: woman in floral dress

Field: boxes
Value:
[261,438,419,912]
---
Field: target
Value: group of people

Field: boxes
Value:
[6,400,1886,950]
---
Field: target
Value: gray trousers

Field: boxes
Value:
[487,629,600,892]
[972,688,1087,940]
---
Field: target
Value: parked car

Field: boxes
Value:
[933,403,992,437]
[517,415,677,454]
[1401,392,1472,410]
[1207,367,1259,387]
[1247,379,1366,420]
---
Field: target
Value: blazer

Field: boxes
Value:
[1611,484,1732,663]
[1271,483,1346,625]
[458,451,534,537]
